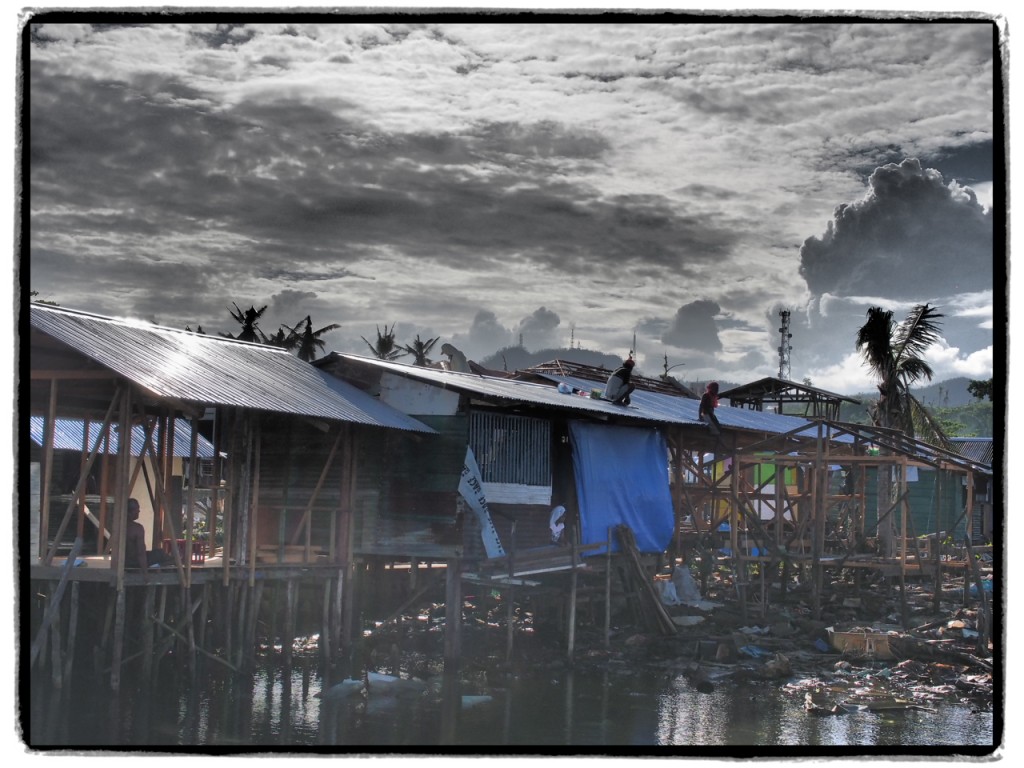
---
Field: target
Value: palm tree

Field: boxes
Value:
[225,303,270,343]
[361,323,406,361]
[400,334,440,366]
[856,303,945,555]
[264,326,298,351]
[288,316,341,362]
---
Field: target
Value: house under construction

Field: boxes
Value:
[26,304,996,696]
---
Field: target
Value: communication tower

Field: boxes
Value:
[778,309,793,380]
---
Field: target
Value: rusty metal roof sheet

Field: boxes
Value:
[29,416,217,457]
[30,305,434,434]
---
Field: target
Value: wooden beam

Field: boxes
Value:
[30,370,119,380]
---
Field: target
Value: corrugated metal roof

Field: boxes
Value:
[29,416,217,457]
[949,437,994,467]
[31,305,435,434]
[330,354,823,438]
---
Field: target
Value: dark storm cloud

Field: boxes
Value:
[458,310,513,353]
[660,300,723,353]
[29,57,742,311]
[799,158,993,302]
[516,306,561,350]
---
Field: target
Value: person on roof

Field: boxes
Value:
[699,381,722,435]
[603,358,636,405]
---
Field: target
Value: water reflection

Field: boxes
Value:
[28,655,994,751]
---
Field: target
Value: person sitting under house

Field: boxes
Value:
[603,358,636,405]
[699,381,722,435]
[125,498,174,573]
[124,498,150,574]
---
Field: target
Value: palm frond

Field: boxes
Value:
[855,307,894,370]
[893,303,943,361]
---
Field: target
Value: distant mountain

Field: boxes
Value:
[846,377,979,408]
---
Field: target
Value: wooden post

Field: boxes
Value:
[63,581,80,686]
[729,452,746,622]
[964,536,991,654]
[30,537,83,669]
[139,583,155,682]
[198,582,210,651]
[444,559,462,673]
[248,580,264,669]
[49,583,63,689]
[110,586,126,691]
[505,519,516,665]
[285,579,298,667]
[812,422,826,620]
[332,572,344,671]
[248,419,261,587]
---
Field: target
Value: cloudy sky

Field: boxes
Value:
[24,15,1000,395]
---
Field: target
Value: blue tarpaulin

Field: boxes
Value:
[568,421,675,554]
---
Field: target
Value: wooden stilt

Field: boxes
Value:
[110,586,126,691]
[235,582,249,669]
[142,584,156,682]
[321,578,332,667]
[444,559,462,673]
[49,590,63,689]
[224,582,235,666]
[284,579,298,667]
[198,582,210,651]
[332,572,344,671]
[63,581,80,686]
[248,581,264,667]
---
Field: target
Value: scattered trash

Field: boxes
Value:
[827,627,895,660]
[739,645,771,659]
[738,625,771,636]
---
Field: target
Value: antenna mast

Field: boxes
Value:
[777,309,793,380]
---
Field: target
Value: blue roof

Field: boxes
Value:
[30,416,217,458]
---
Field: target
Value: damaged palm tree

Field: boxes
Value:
[361,323,406,361]
[855,303,945,557]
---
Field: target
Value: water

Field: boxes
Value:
[27,652,996,753]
